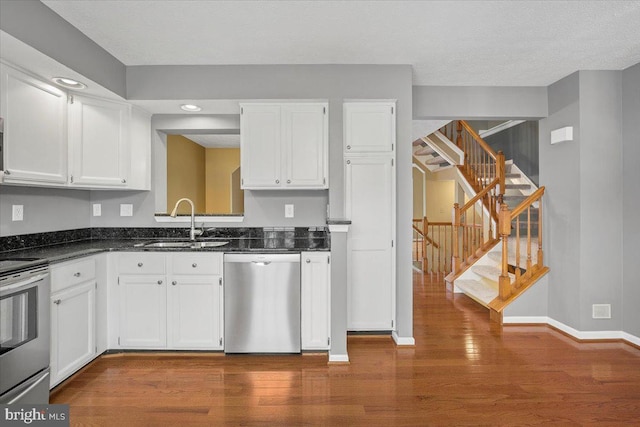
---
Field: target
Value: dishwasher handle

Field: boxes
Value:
[224,254,300,263]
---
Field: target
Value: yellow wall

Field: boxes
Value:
[205,148,243,214]
[412,166,425,219]
[425,177,455,223]
[166,135,206,214]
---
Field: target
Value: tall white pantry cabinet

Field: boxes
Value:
[344,101,396,331]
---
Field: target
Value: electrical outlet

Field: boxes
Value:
[285,204,294,218]
[120,204,133,217]
[12,205,24,221]
[93,204,102,217]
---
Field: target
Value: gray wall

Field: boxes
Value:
[0,0,126,97]
[622,63,640,337]
[540,71,626,332]
[413,86,548,120]
[0,185,90,235]
[539,73,582,328]
[578,71,623,331]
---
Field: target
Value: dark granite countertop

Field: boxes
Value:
[0,227,330,265]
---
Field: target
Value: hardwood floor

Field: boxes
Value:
[51,271,640,426]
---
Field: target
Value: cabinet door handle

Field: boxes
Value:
[73,272,81,277]
[172,281,177,286]
[306,259,311,263]
[157,280,163,285]
[3,170,10,175]
[53,299,61,305]
[138,262,143,267]
[346,145,351,150]
[275,179,280,184]
[346,160,351,165]
[121,178,127,183]
[192,263,197,268]
[287,179,291,184]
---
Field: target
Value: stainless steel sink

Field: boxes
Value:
[139,240,229,249]
[142,241,193,248]
[191,241,229,248]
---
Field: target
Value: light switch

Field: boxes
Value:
[93,204,102,217]
[12,205,24,221]
[285,204,294,218]
[120,204,133,217]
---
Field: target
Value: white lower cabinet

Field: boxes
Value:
[119,274,167,348]
[301,252,331,350]
[117,252,223,350]
[50,258,97,388]
[168,275,222,349]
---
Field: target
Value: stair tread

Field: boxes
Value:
[505,183,531,189]
[425,156,446,165]
[472,265,515,284]
[455,279,498,305]
[414,146,435,156]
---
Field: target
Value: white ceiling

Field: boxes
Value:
[181,134,240,148]
[41,0,640,87]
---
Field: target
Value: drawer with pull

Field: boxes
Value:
[51,257,96,292]
[171,253,222,275]
[118,253,166,275]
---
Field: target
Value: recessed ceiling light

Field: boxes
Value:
[180,104,202,112]
[52,77,87,90]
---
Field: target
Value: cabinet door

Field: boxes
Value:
[345,156,395,330]
[344,102,396,153]
[282,104,328,188]
[167,275,223,349]
[240,104,281,188]
[301,252,331,350]
[119,275,167,348]
[0,63,67,184]
[69,95,130,187]
[50,281,96,387]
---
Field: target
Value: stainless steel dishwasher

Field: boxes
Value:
[224,253,301,353]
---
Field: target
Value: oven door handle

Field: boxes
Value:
[0,273,47,296]
[6,371,50,405]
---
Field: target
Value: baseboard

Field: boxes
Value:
[622,332,640,347]
[504,316,640,347]
[392,331,415,346]
[503,316,548,324]
[328,354,349,363]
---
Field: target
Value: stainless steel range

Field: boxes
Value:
[0,257,51,404]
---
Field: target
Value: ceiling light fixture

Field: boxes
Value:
[180,104,202,112]
[52,77,87,90]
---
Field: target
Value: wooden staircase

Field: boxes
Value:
[425,120,549,322]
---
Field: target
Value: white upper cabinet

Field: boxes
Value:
[344,102,396,153]
[0,61,150,190]
[68,94,130,187]
[240,104,282,188]
[0,63,68,185]
[241,102,328,189]
[282,104,328,188]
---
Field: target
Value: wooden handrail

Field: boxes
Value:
[460,177,500,212]
[412,222,440,248]
[509,187,545,218]
[458,120,498,160]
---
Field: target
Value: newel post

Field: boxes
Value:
[498,203,512,300]
[452,204,461,273]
